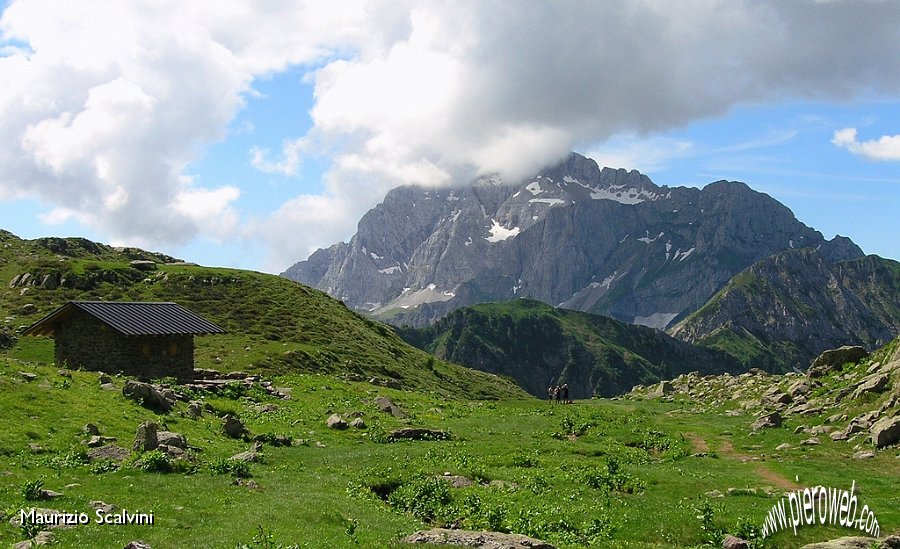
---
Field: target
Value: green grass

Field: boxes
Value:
[2,232,898,548]
[1,358,897,548]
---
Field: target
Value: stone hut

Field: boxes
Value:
[23,301,224,379]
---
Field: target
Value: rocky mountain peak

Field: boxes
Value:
[283,152,863,329]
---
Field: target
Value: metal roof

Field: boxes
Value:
[23,301,225,337]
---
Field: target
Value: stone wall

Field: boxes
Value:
[54,310,194,380]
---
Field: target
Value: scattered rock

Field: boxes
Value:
[799,537,881,549]
[222,415,250,439]
[775,443,792,451]
[870,416,900,448]
[808,346,868,378]
[649,380,675,398]
[56,369,71,378]
[156,431,187,449]
[762,386,792,406]
[99,374,112,384]
[9,508,72,529]
[801,437,820,446]
[83,423,100,436]
[89,501,117,514]
[123,542,152,549]
[705,489,725,498]
[86,445,129,463]
[751,411,782,431]
[403,528,556,548]
[388,428,450,441]
[851,373,889,400]
[230,446,262,462]
[374,396,405,418]
[852,450,875,459]
[122,381,175,412]
[129,260,157,271]
[186,401,203,419]
[38,489,62,499]
[86,435,117,447]
[132,421,159,452]
[326,414,348,430]
[19,371,37,381]
[349,417,366,429]
[12,530,54,548]
[439,473,474,488]
[722,535,750,549]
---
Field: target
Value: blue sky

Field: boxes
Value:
[0,1,898,272]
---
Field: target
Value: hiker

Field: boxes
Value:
[554,385,562,404]
[562,383,569,404]
[547,386,554,403]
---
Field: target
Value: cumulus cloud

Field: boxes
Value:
[833,128,900,161]
[0,0,366,249]
[2,0,900,267]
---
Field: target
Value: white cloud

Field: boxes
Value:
[833,127,900,161]
[586,137,693,173]
[2,0,900,269]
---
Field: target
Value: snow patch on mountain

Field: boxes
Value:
[485,219,521,242]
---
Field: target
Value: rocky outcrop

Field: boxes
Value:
[122,381,176,412]
[403,528,555,548]
[285,152,855,329]
[809,346,870,378]
[388,428,450,441]
[870,416,900,448]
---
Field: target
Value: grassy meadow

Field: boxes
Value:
[1,349,897,548]
[1,232,898,548]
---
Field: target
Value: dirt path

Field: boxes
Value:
[683,432,709,453]
[714,439,799,491]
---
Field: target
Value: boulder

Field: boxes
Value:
[851,373,889,400]
[852,450,875,459]
[762,386,792,406]
[870,416,900,448]
[122,381,175,412]
[751,411,782,431]
[388,428,450,441]
[403,528,556,549]
[13,530,54,549]
[326,414,348,430]
[156,431,187,449]
[649,380,675,398]
[86,445,129,463]
[222,415,249,439]
[132,421,159,452]
[349,418,366,429]
[800,537,881,549]
[722,535,749,549]
[129,260,157,271]
[374,396,405,418]
[123,542,153,549]
[808,346,868,378]
[186,401,203,419]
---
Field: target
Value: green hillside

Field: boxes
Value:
[0,230,523,400]
[671,248,900,372]
[397,299,740,398]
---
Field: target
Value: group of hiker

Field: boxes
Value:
[547,383,571,404]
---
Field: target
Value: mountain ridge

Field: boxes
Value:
[397,298,742,398]
[284,152,863,329]
[672,247,900,370]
